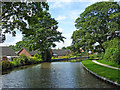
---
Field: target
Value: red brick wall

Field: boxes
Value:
[3,57,7,60]
[19,49,32,57]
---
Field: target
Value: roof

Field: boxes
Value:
[0,46,17,56]
[52,49,70,56]
[18,47,40,56]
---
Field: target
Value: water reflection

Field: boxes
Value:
[2,62,117,88]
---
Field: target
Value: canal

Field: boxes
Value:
[2,62,117,88]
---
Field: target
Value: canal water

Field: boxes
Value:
[2,62,117,88]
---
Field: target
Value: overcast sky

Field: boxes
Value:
[0,0,119,49]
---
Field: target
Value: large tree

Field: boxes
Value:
[72,2,120,53]
[1,1,49,42]
[2,1,65,61]
[20,12,65,61]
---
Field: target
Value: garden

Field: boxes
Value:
[2,54,42,70]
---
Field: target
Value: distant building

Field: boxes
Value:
[17,48,40,57]
[0,46,18,60]
[52,49,71,58]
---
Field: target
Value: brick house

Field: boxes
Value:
[0,46,18,60]
[52,49,71,58]
[17,48,40,57]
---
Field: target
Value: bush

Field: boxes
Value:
[2,54,43,70]
[10,60,17,67]
[97,52,104,60]
[33,53,42,63]
[26,57,33,65]
[103,38,120,64]
[77,53,82,56]
[14,58,21,66]
[2,60,11,69]
[89,54,98,59]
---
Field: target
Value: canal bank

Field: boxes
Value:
[2,57,88,71]
[81,60,120,87]
[2,62,117,88]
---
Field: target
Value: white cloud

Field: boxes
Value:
[56,16,66,21]
[48,0,112,2]
[54,39,72,49]
[49,0,73,9]
[57,27,63,32]
[70,10,81,20]
[49,2,64,9]
[0,43,7,46]
[53,32,73,49]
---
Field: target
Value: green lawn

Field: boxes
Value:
[97,60,120,68]
[82,60,120,84]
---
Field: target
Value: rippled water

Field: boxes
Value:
[2,62,117,88]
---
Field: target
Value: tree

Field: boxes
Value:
[62,47,66,50]
[1,2,49,40]
[72,2,120,53]
[21,12,65,61]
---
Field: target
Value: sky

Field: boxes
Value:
[0,0,119,49]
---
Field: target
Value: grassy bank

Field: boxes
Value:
[97,60,120,68]
[82,60,120,84]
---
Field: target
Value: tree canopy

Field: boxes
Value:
[20,13,65,61]
[72,2,120,53]
[1,1,49,41]
[8,4,65,61]
[3,2,65,61]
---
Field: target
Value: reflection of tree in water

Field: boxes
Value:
[40,62,51,69]
[2,64,39,75]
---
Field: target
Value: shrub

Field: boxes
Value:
[19,54,29,65]
[14,58,21,66]
[10,61,17,67]
[97,52,104,60]
[89,54,98,59]
[2,60,11,69]
[103,38,120,64]
[77,53,81,56]
[26,57,33,65]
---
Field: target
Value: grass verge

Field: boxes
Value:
[82,60,120,84]
[97,60,120,68]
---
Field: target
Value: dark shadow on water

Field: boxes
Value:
[2,63,41,75]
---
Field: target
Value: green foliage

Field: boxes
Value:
[33,54,42,63]
[72,2,120,53]
[62,47,66,50]
[89,54,98,60]
[18,11,65,61]
[76,53,82,56]
[34,54,39,58]
[3,2,65,61]
[2,60,11,69]
[97,52,104,60]
[103,38,120,64]
[10,41,26,51]
[2,54,43,70]
[2,2,48,37]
